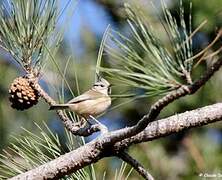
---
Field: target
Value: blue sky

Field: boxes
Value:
[59,0,115,56]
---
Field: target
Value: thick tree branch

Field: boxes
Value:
[102,56,222,144]
[117,151,154,180]
[115,102,222,150]
[9,140,104,180]
[10,102,222,180]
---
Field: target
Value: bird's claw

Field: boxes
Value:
[89,115,108,134]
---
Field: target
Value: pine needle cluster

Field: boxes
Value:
[0,0,57,73]
[100,1,193,97]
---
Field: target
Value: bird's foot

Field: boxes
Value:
[73,117,87,129]
[89,115,108,134]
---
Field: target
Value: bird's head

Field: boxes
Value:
[92,77,112,95]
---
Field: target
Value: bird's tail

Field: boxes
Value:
[49,104,69,110]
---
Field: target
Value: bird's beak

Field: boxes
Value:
[108,84,112,95]
[96,73,102,81]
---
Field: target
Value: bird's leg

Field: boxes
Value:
[81,117,87,125]
[75,117,88,128]
[83,117,93,126]
[88,115,100,124]
[89,115,108,134]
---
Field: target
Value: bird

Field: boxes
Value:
[49,77,111,120]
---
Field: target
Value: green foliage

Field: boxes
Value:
[0,122,133,180]
[0,123,90,179]
[100,1,193,97]
[0,0,57,72]
[0,0,221,179]
[114,162,133,180]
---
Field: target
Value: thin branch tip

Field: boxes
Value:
[118,151,154,180]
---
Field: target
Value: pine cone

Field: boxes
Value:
[9,77,39,110]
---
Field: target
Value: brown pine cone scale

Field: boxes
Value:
[9,77,39,110]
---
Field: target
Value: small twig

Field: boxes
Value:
[185,29,222,62]
[176,20,208,52]
[181,66,193,84]
[194,47,222,68]
[117,151,154,180]
[182,136,205,171]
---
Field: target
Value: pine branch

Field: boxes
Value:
[117,151,154,180]
[115,102,222,149]
[0,122,93,179]
[101,55,222,145]
[2,1,221,179]
[10,37,222,179]
[100,2,194,97]
[0,0,57,73]
[9,102,222,179]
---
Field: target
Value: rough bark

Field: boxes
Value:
[10,103,222,180]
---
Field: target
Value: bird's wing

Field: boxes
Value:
[67,90,104,104]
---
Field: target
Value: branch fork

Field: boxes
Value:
[11,55,222,179]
